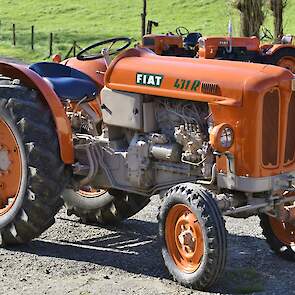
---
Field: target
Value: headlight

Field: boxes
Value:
[210,123,234,152]
[220,126,234,148]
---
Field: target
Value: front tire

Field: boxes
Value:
[158,183,227,290]
[0,81,69,245]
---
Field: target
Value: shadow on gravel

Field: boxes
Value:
[12,219,169,280]
[7,218,295,294]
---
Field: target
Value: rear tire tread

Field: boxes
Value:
[259,213,295,261]
[0,81,69,246]
[65,192,150,226]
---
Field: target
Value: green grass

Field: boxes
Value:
[0,0,295,62]
[224,267,265,294]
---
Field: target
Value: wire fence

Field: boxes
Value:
[0,21,82,59]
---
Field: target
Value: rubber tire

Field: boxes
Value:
[0,81,69,246]
[266,47,295,70]
[63,189,150,225]
[259,213,295,261]
[158,183,227,291]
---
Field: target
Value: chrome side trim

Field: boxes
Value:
[217,171,295,193]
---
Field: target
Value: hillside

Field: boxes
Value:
[0,0,294,62]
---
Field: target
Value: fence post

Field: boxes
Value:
[73,40,76,56]
[31,25,34,50]
[49,32,53,56]
[12,23,16,46]
[141,0,147,38]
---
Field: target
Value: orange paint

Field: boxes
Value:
[106,47,295,178]
[142,34,183,55]
[264,44,295,55]
[165,204,204,273]
[199,36,260,59]
[269,215,295,245]
[210,123,234,153]
[277,56,295,73]
[0,119,22,215]
[63,57,107,89]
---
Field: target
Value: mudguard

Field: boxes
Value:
[0,62,74,164]
[265,44,295,55]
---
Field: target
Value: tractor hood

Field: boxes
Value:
[105,48,293,106]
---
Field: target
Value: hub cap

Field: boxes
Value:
[270,214,295,246]
[165,204,204,273]
[0,119,22,216]
[78,186,107,198]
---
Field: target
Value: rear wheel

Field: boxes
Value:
[267,48,295,73]
[158,183,227,290]
[0,81,69,245]
[259,213,295,261]
[63,188,150,225]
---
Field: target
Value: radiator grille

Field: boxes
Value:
[201,82,219,95]
[284,92,295,163]
[262,89,279,166]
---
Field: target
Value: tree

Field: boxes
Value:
[234,0,265,37]
[269,0,288,41]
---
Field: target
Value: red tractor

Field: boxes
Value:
[0,37,295,291]
[142,26,295,73]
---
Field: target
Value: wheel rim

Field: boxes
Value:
[165,204,204,273]
[277,56,295,73]
[269,215,295,246]
[0,119,22,216]
[78,187,107,198]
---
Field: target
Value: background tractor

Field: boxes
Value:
[142,26,295,73]
[0,36,295,291]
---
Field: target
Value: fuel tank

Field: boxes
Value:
[105,47,292,106]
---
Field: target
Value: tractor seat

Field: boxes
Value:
[184,32,203,48]
[29,62,98,102]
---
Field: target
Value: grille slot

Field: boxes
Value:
[262,89,280,166]
[284,92,295,163]
[201,82,219,95]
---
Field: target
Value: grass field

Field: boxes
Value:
[0,0,295,62]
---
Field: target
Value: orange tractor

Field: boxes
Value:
[142,26,295,73]
[0,37,295,290]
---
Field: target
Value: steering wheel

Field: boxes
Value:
[261,27,274,41]
[176,26,190,37]
[77,37,131,61]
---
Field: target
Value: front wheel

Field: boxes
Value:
[158,183,227,290]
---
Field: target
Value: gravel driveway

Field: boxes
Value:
[1,195,295,295]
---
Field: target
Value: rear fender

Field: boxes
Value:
[0,62,74,164]
[265,44,295,55]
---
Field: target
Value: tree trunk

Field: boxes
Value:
[270,0,287,41]
[235,0,265,37]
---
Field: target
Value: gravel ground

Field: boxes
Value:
[1,195,295,295]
